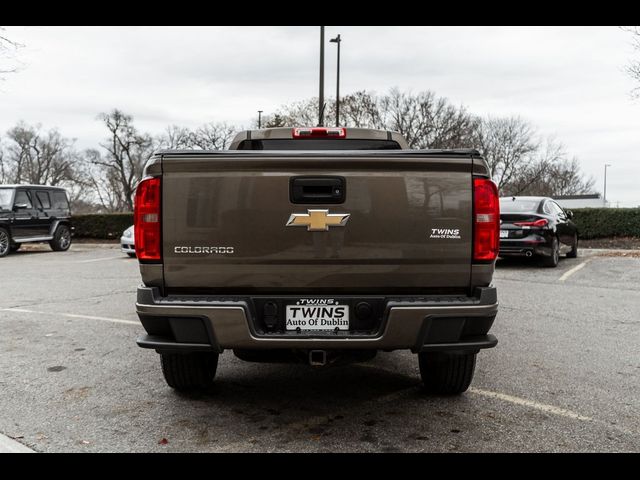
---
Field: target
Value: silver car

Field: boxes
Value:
[121,225,135,258]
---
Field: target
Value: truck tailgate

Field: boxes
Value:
[160,152,473,291]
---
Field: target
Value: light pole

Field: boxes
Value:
[604,164,611,207]
[257,110,263,129]
[318,26,325,127]
[330,34,342,127]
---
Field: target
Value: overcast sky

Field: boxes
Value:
[1,26,639,206]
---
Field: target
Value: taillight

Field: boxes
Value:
[134,177,161,262]
[473,178,500,262]
[514,218,549,228]
[292,127,346,138]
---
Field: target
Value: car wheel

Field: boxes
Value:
[127,252,136,258]
[541,236,560,268]
[0,228,10,258]
[49,225,72,252]
[10,243,21,252]
[566,234,578,258]
[160,352,219,391]
[418,351,476,394]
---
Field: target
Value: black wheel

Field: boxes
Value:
[541,236,560,268]
[0,228,10,258]
[160,352,219,390]
[566,234,578,258]
[49,225,72,251]
[418,352,476,394]
[127,252,136,258]
[10,243,21,252]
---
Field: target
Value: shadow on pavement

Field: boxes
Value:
[496,256,542,269]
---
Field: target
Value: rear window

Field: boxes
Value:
[500,198,541,213]
[236,139,402,150]
[51,191,70,210]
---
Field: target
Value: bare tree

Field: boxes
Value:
[58,150,100,212]
[189,122,236,150]
[545,157,596,196]
[93,110,153,211]
[157,125,192,149]
[0,27,23,80]
[263,94,380,129]
[262,89,476,149]
[379,89,429,147]
[376,89,476,149]
[623,26,640,97]
[263,113,287,128]
[268,97,321,127]
[496,134,595,197]
[156,122,236,150]
[3,122,77,185]
[77,149,126,212]
[0,137,7,183]
[338,91,384,128]
[508,155,595,197]
[473,116,539,191]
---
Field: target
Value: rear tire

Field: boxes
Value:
[567,234,578,258]
[0,228,10,257]
[127,252,136,258]
[160,352,219,391]
[418,352,476,394]
[541,236,560,268]
[49,225,71,251]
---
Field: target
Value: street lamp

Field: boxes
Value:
[257,110,263,129]
[330,34,342,127]
[318,26,325,127]
[604,164,611,207]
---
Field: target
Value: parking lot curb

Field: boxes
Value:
[0,433,35,453]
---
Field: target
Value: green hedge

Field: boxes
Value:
[72,213,133,239]
[571,208,640,239]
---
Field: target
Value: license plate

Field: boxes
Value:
[500,230,509,238]
[285,301,349,331]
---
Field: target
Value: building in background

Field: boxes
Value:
[553,194,606,209]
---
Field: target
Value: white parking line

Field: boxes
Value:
[74,255,125,264]
[0,308,138,325]
[0,433,34,453]
[558,260,589,282]
[469,387,592,422]
[358,364,596,423]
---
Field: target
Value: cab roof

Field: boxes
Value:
[228,127,410,150]
[0,184,67,190]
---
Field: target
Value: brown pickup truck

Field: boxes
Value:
[134,127,499,394]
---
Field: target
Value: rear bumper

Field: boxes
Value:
[499,234,552,257]
[135,286,498,354]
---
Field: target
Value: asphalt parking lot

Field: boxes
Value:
[0,244,638,452]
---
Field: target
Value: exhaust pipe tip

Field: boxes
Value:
[525,251,533,257]
[309,350,327,367]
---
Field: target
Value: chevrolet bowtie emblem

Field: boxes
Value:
[286,209,350,232]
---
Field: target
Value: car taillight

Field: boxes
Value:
[514,218,549,228]
[292,127,346,138]
[134,177,161,262]
[473,178,500,262]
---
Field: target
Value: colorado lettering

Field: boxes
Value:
[174,246,234,254]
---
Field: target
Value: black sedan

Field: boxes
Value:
[498,196,578,267]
